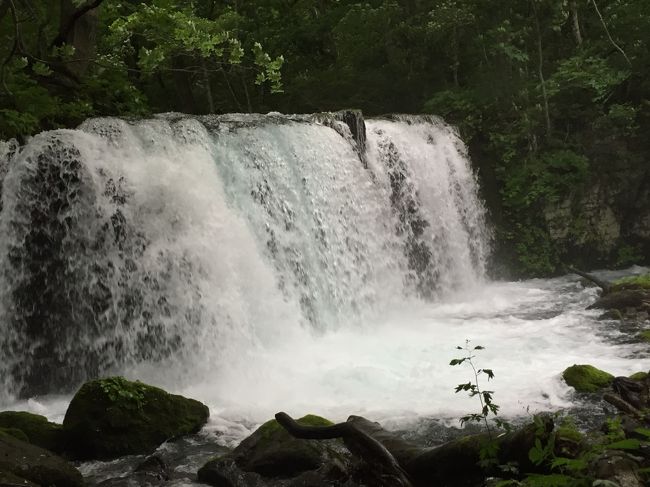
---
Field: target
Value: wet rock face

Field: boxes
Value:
[0,429,83,487]
[0,411,63,453]
[198,415,351,487]
[62,377,209,460]
[543,172,650,269]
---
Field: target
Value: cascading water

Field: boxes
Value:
[1,112,646,452]
[0,112,489,403]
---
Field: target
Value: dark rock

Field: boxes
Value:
[96,455,171,487]
[592,451,643,487]
[598,309,623,321]
[63,376,209,459]
[588,289,650,311]
[0,469,39,487]
[197,458,265,487]
[0,430,83,487]
[134,455,170,481]
[198,415,350,486]
[0,411,63,453]
[232,415,346,478]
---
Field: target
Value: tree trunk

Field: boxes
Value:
[570,1,583,46]
[58,0,101,77]
[171,56,198,114]
[532,1,551,137]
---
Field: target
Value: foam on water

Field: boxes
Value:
[0,114,646,446]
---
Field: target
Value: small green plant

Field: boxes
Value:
[451,340,502,436]
[99,377,147,411]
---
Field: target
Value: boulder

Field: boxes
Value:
[588,289,650,312]
[0,430,83,487]
[63,376,209,459]
[0,411,63,452]
[0,470,39,487]
[198,414,349,485]
[562,365,614,393]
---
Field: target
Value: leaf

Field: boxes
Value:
[633,427,650,438]
[606,438,641,450]
[32,62,53,77]
[474,345,485,350]
[450,358,466,366]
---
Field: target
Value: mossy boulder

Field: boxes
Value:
[0,469,39,487]
[562,364,614,393]
[611,274,650,292]
[198,414,347,483]
[0,411,63,452]
[62,376,209,459]
[638,331,650,343]
[0,429,83,487]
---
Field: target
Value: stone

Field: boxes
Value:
[588,289,650,311]
[63,376,209,459]
[0,430,83,487]
[0,411,63,452]
[562,364,614,393]
[198,415,349,485]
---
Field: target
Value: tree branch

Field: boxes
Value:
[52,0,104,47]
[567,266,612,293]
[590,0,632,67]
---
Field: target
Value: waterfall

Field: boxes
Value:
[0,112,489,402]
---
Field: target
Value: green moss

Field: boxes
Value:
[0,427,29,443]
[629,371,649,380]
[0,411,63,452]
[562,364,614,393]
[257,415,333,443]
[639,330,650,343]
[63,376,209,459]
[556,426,583,443]
[611,274,650,292]
[0,429,83,487]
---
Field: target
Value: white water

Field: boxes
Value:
[0,114,647,446]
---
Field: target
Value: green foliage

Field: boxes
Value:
[611,273,650,291]
[450,340,510,469]
[615,245,644,268]
[98,376,147,411]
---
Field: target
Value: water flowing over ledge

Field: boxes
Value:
[0,111,490,402]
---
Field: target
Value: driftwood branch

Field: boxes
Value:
[604,393,645,420]
[276,412,554,487]
[275,412,412,486]
[568,266,611,294]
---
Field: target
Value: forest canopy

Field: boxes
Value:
[1,0,649,275]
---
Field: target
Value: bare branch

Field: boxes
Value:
[591,0,632,67]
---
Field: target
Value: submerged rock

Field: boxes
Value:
[63,376,209,459]
[563,364,614,393]
[0,411,63,452]
[0,429,83,487]
[198,414,349,486]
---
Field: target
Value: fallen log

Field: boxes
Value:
[568,266,611,294]
[276,412,554,487]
